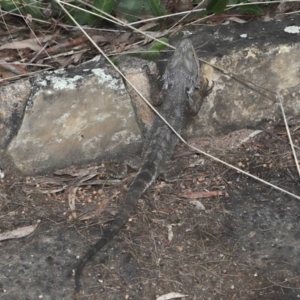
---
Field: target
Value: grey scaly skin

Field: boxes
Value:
[74,39,212,295]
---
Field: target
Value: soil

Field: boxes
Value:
[1,123,300,300]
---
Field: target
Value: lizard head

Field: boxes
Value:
[163,39,200,91]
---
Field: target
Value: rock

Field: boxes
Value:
[0,79,31,150]
[182,19,300,138]
[6,56,141,174]
[118,57,157,135]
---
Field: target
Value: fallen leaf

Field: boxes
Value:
[190,200,206,211]
[0,168,4,179]
[137,22,158,32]
[0,221,40,241]
[156,292,188,300]
[179,190,229,199]
[167,224,173,242]
[0,34,54,52]
[228,16,248,24]
[0,40,42,51]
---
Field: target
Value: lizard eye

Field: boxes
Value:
[185,86,192,96]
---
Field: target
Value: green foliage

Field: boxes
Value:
[116,0,144,23]
[146,0,167,17]
[238,4,263,15]
[1,0,18,13]
[2,0,167,25]
[115,0,166,22]
[1,0,264,28]
[2,0,45,19]
[206,0,229,14]
[138,37,169,60]
[69,3,91,25]
[117,38,169,61]
[77,0,115,25]
[1,0,115,25]
[23,0,44,18]
[206,0,263,15]
[93,0,115,15]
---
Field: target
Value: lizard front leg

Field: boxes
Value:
[143,64,165,106]
[187,78,214,116]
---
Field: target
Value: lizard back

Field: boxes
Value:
[74,39,201,295]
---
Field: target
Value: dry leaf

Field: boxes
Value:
[0,40,42,51]
[0,35,53,51]
[179,190,229,199]
[190,200,206,211]
[167,224,174,242]
[0,222,40,241]
[137,22,158,32]
[228,17,248,24]
[156,292,188,300]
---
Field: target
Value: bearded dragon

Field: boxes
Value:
[74,38,212,295]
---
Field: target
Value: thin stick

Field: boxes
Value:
[276,93,300,177]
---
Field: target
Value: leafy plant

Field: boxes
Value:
[2,0,45,19]
[206,0,263,16]
[134,37,169,60]
[2,0,264,26]
[115,0,167,23]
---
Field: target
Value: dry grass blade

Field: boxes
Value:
[166,0,208,34]
[62,0,175,50]
[0,60,27,75]
[0,69,53,83]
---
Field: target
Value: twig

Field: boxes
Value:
[30,43,49,63]
[31,36,89,61]
[276,93,300,177]
[262,128,300,151]
[0,68,53,83]
[0,60,28,75]
[167,1,207,34]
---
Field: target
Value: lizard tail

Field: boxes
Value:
[74,160,157,294]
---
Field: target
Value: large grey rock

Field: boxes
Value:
[182,20,300,137]
[6,56,141,174]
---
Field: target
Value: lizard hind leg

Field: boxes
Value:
[159,158,188,183]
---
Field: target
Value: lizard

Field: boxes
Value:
[74,38,213,295]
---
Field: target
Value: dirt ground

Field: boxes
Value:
[1,123,300,300]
